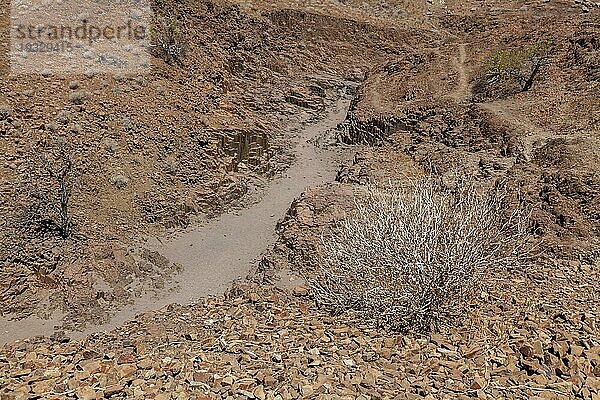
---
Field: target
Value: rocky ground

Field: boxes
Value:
[0,284,599,399]
[1,0,600,398]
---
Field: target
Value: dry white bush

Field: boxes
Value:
[310,179,533,332]
[151,14,185,65]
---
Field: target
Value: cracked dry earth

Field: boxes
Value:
[2,0,600,399]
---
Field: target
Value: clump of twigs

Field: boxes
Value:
[27,137,75,239]
[309,178,535,332]
[150,7,187,65]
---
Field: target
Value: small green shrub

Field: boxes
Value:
[485,39,554,92]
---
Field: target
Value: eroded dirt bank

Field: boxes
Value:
[0,92,353,344]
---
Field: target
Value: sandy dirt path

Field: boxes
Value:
[0,94,352,344]
[479,101,594,160]
[450,43,470,102]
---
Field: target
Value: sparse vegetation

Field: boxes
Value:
[310,178,534,332]
[150,11,187,65]
[1,1,600,398]
[110,174,129,190]
[27,138,75,239]
[484,39,554,93]
[68,90,90,105]
[0,104,12,120]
